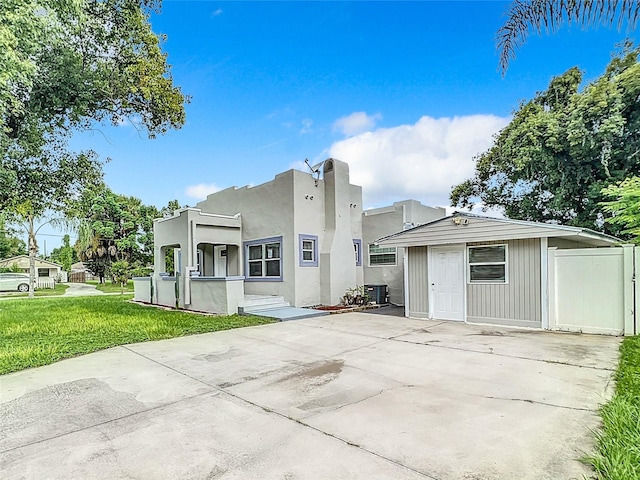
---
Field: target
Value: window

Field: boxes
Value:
[38,268,49,278]
[298,234,318,267]
[195,249,203,275]
[353,239,362,266]
[244,237,283,281]
[369,244,396,266]
[468,244,508,283]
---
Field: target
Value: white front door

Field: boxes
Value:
[430,245,465,321]
[214,245,227,277]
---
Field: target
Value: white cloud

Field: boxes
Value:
[212,8,223,16]
[328,114,510,209]
[185,183,222,200]
[333,111,382,136]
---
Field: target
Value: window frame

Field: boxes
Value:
[244,236,283,282]
[368,243,397,267]
[353,239,362,266]
[298,234,318,267]
[467,243,509,284]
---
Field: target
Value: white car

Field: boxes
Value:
[0,273,32,292]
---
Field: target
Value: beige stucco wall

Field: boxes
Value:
[195,161,364,307]
[363,201,444,305]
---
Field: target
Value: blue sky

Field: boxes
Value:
[45,0,632,251]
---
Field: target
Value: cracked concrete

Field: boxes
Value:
[0,312,620,479]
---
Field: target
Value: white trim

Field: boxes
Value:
[403,247,409,316]
[376,213,621,247]
[540,237,549,330]
[467,243,509,284]
[547,247,557,330]
[463,245,468,323]
[428,245,433,320]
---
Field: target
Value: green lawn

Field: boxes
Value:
[586,336,640,479]
[0,283,69,298]
[87,280,135,293]
[0,295,273,375]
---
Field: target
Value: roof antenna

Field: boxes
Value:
[304,158,324,187]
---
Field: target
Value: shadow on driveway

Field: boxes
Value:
[0,312,621,479]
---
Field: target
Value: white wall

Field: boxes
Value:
[548,246,636,335]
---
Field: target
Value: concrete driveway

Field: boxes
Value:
[0,313,620,479]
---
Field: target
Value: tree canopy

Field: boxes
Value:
[1,0,188,292]
[1,0,188,213]
[49,234,77,273]
[498,0,639,74]
[450,45,640,237]
[1,0,186,147]
[74,186,157,276]
[0,218,26,260]
[602,176,640,243]
[73,186,181,280]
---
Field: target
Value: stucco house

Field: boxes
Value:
[376,212,623,330]
[136,159,444,315]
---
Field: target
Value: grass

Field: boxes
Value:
[0,283,69,298]
[0,295,274,375]
[87,280,134,293]
[585,336,640,479]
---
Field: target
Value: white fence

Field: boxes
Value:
[548,245,638,336]
[37,277,56,289]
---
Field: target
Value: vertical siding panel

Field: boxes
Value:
[408,246,429,317]
[467,238,541,327]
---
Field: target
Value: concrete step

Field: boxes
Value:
[238,295,291,315]
[245,306,330,321]
[238,295,289,308]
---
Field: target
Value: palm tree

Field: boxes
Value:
[498,0,639,74]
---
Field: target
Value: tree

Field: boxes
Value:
[0,218,26,259]
[74,186,160,282]
[2,0,188,293]
[1,0,188,213]
[498,0,639,74]
[450,45,640,236]
[110,260,132,294]
[49,234,77,275]
[1,0,187,161]
[8,148,103,296]
[601,176,640,243]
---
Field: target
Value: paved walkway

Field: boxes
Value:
[0,313,621,479]
[62,283,105,297]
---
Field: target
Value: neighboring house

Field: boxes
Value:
[141,159,445,314]
[0,255,64,286]
[70,261,93,282]
[0,255,62,279]
[376,212,627,332]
